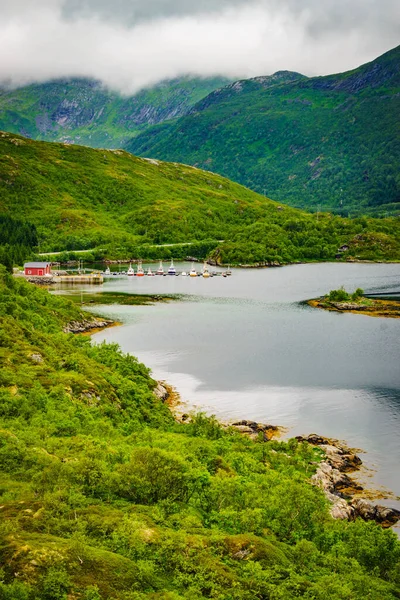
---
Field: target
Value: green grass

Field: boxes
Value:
[1,268,400,599]
[125,45,400,216]
[1,131,400,265]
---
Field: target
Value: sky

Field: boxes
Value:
[0,0,399,94]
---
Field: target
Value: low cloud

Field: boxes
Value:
[0,0,398,93]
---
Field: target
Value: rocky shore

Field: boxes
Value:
[63,317,114,334]
[155,385,400,530]
[296,434,400,528]
[308,297,400,318]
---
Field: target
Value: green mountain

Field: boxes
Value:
[1,131,400,264]
[125,46,400,216]
[0,76,231,148]
[1,269,400,599]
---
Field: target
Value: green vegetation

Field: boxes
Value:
[1,131,400,265]
[0,76,231,148]
[126,45,400,216]
[1,269,400,598]
[67,291,175,307]
[0,214,38,272]
[326,287,365,302]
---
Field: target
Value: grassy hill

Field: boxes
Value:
[1,131,400,263]
[0,76,231,148]
[1,268,400,599]
[125,46,400,216]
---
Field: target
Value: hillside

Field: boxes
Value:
[1,131,400,264]
[0,76,231,148]
[125,45,400,216]
[1,268,400,599]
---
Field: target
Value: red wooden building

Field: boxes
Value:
[24,262,52,276]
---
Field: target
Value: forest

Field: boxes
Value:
[0,215,37,272]
[1,268,400,599]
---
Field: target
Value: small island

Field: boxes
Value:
[308,287,400,318]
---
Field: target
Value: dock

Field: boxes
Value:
[57,274,104,284]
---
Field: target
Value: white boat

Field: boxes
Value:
[147,267,155,276]
[137,260,145,277]
[156,261,164,275]
[104,267,111,275]
[127,263,135,276]
[202,262,210,278]
[181,271,187,277]
[189,263,197,277]
[168,260,176,276]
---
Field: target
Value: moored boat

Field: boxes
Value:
[156,261,164,275]
[127,263,135,276]
[189,263,197,277]
[168,260,176,276]
[202,262,210,278]
[104,266,111,275]
[147,267,155,276]
[136,260,145,277]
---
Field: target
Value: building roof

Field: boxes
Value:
[24,262,51,268]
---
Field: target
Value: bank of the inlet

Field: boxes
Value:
[307,296,400,318]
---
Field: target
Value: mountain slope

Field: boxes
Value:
[0,76,231,147]
[125,46,400,215]
[1,131,399,263]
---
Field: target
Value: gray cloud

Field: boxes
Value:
[0,0,398,93]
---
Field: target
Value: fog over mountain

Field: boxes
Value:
[1,0,399,93]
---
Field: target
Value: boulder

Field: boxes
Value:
[153,382,169,402]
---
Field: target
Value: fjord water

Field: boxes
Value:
[89,263,400,504]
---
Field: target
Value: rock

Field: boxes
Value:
[351,499,400,527]
[63,318,113,333]
[296,434,330,445]
[30,353,43,363]
[330,497,355,520]
[351,499,377,521]
[232,425,254,434]
[153,382,169,402]
[374,505,400,527]
[232,420,259,429]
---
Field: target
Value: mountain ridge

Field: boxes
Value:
[125,45,400,215]
[0,75,232,147]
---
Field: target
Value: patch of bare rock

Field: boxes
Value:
[63,318,114,334]
[297,434,400,528]
[231,420,280,441]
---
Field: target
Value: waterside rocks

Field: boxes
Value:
[63,318,113,334]
[231,420,279,441]
[153,382,169,402]
[297,434,400,528]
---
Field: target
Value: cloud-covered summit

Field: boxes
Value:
[1,0,399,94]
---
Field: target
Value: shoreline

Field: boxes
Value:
[307,297,400,318]
[157,380,400,529]
[80,308,400,530]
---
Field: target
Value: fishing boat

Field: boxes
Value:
[189,263,197,277]
[202,262,210,278]
[147,267,155,276]
[127,263,135,276]
[156,261,164,275]
[136,260,145,277]
[168,260,176,276]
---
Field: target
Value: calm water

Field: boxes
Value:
[69,262,400,506]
